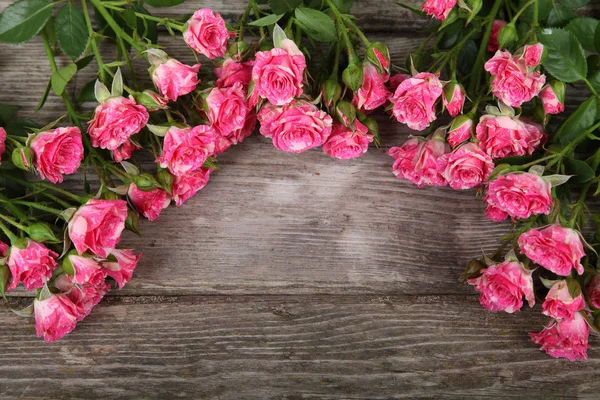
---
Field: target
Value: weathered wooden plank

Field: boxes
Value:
[0,294,596,399]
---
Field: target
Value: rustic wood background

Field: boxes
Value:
[1,0,600,398]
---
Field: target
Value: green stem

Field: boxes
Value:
[237,0,255,41]
[326,0,358,63]
[343,16,370,46]
[3,200,64,216]
[0,214,27,232]
[90,0,145,53]
[0,193,29,221]
[547,121,600,169]
[511,0,537,23]
[0,220,18,244]
[81,0,106,83]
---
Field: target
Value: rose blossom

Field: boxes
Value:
[0,240,8,257]
[206,82,249,137]
[183,8,231,59]
[485,204,508,222]
[484,50,546,107]
[390,72,443,131]
[442,83,465,117]
[152,59,201,101]
[387,136,424,185]
[102,249,141,289]
[488,20,507,53]
[522,43,545,67]
[467,260,534,313]
[518,225,585,276]
[542,280,585,321]
[88,96,149,150]
[485,172,552,220]
[67,254,107,287]
[30,126,84,184]
[476,114,545,160]
[447,116,474,147]
[214,110,256,154]
[387,73,409,93]
[540,84,565,115]
[112,140,140,163]
[252,39,306,106]
[7,240,58,290]
[53,274,111,322]
[257,100,332,153]
[214,58,254,89]
[530,312,590,361]
[436,142,494,190]
[421,0,457,20]
[352,63,390,112]
[156,125,216,176]
[172,168,213,206]
[128,183,171,222]
[587,275,600,309]
[68,199,128,258]
[323,121,374,160]
[0,127,6,164]
[34,294,79,343]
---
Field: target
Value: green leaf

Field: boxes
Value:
[268,0,302,14]
[538,28,587,83]
[0,265,10,301]
[556,96,597,145]
[51,63,77,96]
[0,0,53,44]
[249,13,284,27]
[55,3,88,59]
[121,9,137,29]
[0,104,18,126]
[521,0,552,23]
[294,7,337,43]
[35,79,51,111]
[559,0,589,9]
[142,0,185,7]
[132,4,157,44]
[547,4,577,27]
[332,0,354,13]
[75,54,95,70]
[75,79,96,106]
[566,17,598,52]
[564,158,595,183]
[588,68,600,94]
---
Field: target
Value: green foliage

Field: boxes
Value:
[538,28,587,83]
[55,3,89,59]
[0,0,53,44]
[294,7,337,42]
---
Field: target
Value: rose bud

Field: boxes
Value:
[529,312,590,361]
[11,146,33,171]
[68,199,128,258]
[102,249,141,289]
[521,43,546,67]
[0,127,6,164]
[257,100,333,153]
[322,78,342,108]
[133,90,168,112]
[128,183,171,222]
[352,63,391,112]
[172,168,213,207]
[342,62,364,92]
[155,125,216,176]
[518,225,585,276]
[487,20,507,53]
[132,173,162,192]
[447,115,474,147]
[214,58,254,89]
[421,0,457,20]
[252,39,306,106]
[62,253,107,287]
[442,81,465,117]
[214,109,256,154]
[467,259,534,313]
[390,72,443,131]
[34,294,79,343]
[7,239,58,290]
[387,73,409,93]
[334,100,357,128]
[476,114,546,160]
[226,41,250,61]
[26,222,58,243]
[156,169,174,195]
[497,22,518,49]
[151,58,201,102]
[88,96,149,150]
[183,8,232,59]
[29,126,83,184]
[587,275,600,309]
[323,120,374,160]
[436,142,494,190]
[112,140,140,163]
[125,209,140,236]
[542,280,585,321]
[539,81,565,115]
[206,82,249,137]
[484,50,546,107]
[485,204,508,222]
[485,172,552,220]
[366,42,391,75]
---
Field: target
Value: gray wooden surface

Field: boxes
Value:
[1,1,599,399]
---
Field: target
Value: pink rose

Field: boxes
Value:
[442,83,465,117]
[540,84,565,115]
[53,274,110,321]
[67,254,107,287]
[252,39,306,106]
[323,121,374,160]
[172,168,213,207]
[387,136,424,185]
[522,43,545,67]
[152,59,201,101]
[542,280,585,321]
[112,140,140,163]
[257,100,332,153]
[475,114,546,159]
[68,199,128,258]
[214,110,256,154]
[30,126,83,184]
[214,58,254,89]
[485,204,508,222]
[518,225,585,276]
[436,142,494,190]
[352,63,390,112]
[88,96,149,150]
[156,125,216,176]
[34,294,79,343]
[484,50,546,107]
[587,275,600,309]
[102,249,141,289]
[128,183,171,222]
[387,73,409,93]
[530,312,590,361]
[421,0,457,20]
[467,260,535,313]
[183,8,231,59]
[0,127,6,163]
[390,72,443,131]
[7,240,58,290]
[488,20,507,53]
[447,116,474,147]
[206,82,249,137]
[0,240,8,256]
[485,172,552,220]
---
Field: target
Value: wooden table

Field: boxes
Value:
[1,1,599,398]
